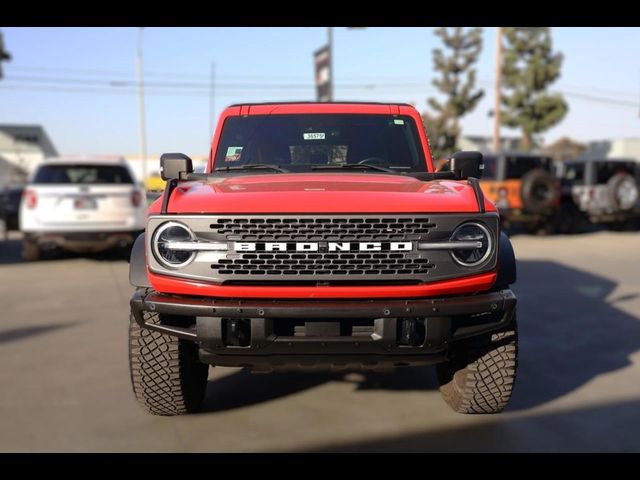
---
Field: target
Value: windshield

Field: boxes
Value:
[33,164,134,184]
[213,114,427,172]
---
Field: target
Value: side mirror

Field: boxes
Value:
[160,153,194,181]
[449,151,483,180]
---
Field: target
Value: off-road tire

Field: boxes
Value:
[437,317,518,414]
[129,307,209,416]
[22,237,41,262]
[521,169,556,213]
[607,173,639,212]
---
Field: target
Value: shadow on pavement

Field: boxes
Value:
[0,323,77,346]
[201,370,337,413]
[201,259,640,414]
[303,399,640,452]
[201,366,439,413]
[0,239,129,265]
[509,260,640,410]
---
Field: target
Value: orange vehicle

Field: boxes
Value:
[480,153,558,233]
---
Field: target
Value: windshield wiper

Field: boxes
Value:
[215,164,289,173]
[311,164,395,173]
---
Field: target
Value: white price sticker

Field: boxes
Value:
[303,132,326,140]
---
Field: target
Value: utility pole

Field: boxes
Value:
[209,62,215,137]
[493,27,504,153]
[327,27,334,101]
[136,27,148,186]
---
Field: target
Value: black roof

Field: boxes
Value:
[228,101,414,108]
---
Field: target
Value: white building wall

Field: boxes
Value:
[608,139,640,160]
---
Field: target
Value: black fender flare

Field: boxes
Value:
[129,233,151,288]
[495,231,516,289]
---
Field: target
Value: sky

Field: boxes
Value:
[1,27,639,156]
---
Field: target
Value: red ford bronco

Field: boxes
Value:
[128,102,518,415]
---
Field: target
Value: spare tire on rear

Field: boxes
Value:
[607,173,639,211]
[521,168,556,213]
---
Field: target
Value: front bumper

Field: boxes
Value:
[130,289,517,369]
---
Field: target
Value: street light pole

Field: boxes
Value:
[209,62,215,138]
[136,27,148,185]
[327,27,334,101]
[492,27,504,153]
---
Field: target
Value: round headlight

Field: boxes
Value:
[152,221,196,268]
[450,222,492,267]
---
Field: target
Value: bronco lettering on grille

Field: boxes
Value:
[233,242,413,252]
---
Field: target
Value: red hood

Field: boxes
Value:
[159,173,492,214]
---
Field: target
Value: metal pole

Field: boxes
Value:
[209,62,215,137]
[493,27,504,153]
[136,28,148,186]
[327,26,333,101]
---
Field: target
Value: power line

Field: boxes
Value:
[7,67,640,101]
[7,64,431,82]
[0,84,313,97]
[2,76,638,110]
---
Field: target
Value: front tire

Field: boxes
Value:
[437,317,518,414]
[129,309,209,415]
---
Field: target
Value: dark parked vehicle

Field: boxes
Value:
[480,153,558,233]
[555,158,640,232]
[0,185,24,232]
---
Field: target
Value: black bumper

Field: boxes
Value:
[130,289,517,369]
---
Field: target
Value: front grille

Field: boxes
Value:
[213,251,434,276]
[146,213,500,285]
[209,215,435,277]
[210,217,435,241]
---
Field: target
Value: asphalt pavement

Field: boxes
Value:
[0,230,639,452]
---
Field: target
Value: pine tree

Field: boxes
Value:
[501,27,568,150]
[426,27,484,159]
[0,31,11,79]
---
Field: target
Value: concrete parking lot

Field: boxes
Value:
[0,230,639,452]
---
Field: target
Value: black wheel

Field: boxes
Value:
[437,317,518,414]
[22,236,41,261]
[129,306,209,416]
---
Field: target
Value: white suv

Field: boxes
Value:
[19,156,146,260]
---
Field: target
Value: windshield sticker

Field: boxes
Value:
[303,132,326,140]
[393,119,405,125]
[224,146,243,162]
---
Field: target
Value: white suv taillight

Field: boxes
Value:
[131,190,143,207]
[23,189,38,209]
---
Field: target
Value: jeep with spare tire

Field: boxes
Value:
[480,153,558,234]
[555,158,640,232]
[128,102,518,416]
